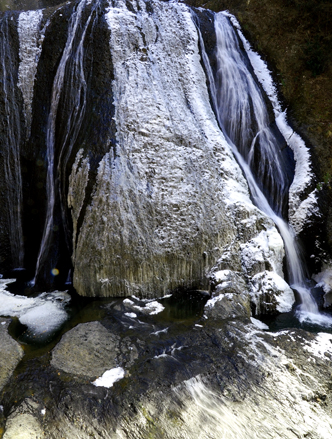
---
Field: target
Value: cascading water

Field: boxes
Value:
[196,11,331,325]
[33,0,101,285]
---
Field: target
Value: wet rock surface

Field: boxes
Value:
[51,321,137,378]
[1,294,332,438]
[0,318,24,393]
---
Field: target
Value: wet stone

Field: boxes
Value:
[51,321,122,379]
[0,318,24,392]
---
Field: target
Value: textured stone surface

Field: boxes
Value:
[0,318,24,392]
[51,321,121,378]
[249,270,295,314]
[3,413,43,439]
[3,311,332,439]
[69,0,285,298]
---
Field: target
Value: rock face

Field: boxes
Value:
[0,0,302,302]
[51,321,137,378]
[70,0,285,298]
[0,318,24,393]
[3,411,43,439]
[0,0,320,312]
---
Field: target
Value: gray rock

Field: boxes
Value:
[204,292,251,321]
[7,318,332,439]
[0,318,24,392]
[69,0,281,298]
[249,270,295,314]
[3,398,45,439]
[51,321,121,378]
[205,269,251,320]
[3,413,43,439]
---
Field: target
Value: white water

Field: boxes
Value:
[18,10,43,140]
[197,12,331,325]
[33,0,100,282]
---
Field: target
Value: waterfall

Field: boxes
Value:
[33,0,100,284]
[196,11,330,324]
[0,15,24,269]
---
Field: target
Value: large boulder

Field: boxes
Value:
[68,0,283,298]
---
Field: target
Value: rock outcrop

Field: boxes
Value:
[0,0,303,301]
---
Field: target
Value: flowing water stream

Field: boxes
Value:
[195,11,332,326]
[32,0,101,284]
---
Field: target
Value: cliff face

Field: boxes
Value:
[185,0,332,262]
[0,0,322,300]
[69,0,285,298]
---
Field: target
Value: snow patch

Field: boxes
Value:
[205,293,234,309]
[135,301,165,315]
[124,312,137,318]
[241,227,285,277]
[250,317,269,330]
[288,189,320,235]
[124,297,165,315]
[275,112,314,225]
[313,264,332,295]
[151,327,169,336]
[303,333,332,360]
[214,270,233,283]
[92,367,125,388]
[0,280,70,337]
[250,270,295,314]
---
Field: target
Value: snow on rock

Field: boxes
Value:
[92,367,125,388]
[249,270,295,314]
[303,332,332,360]
[288,189,321,235]
[211,269,246,295]
[313,264,332,307]
[124,297,165,315]
[208,216,291,318]
[0,279,70,338]
[250,317,269,330]
[240,227,285,278]
[124,312,137,318]
[275,112,315,230]
[71,0,280,298]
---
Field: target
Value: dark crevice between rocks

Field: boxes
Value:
[21,3,74,290]
[0,11,24,274]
